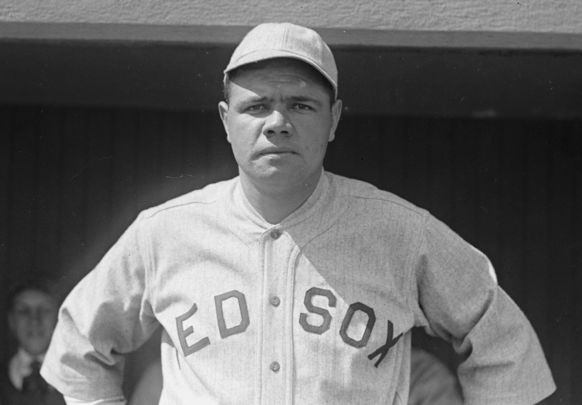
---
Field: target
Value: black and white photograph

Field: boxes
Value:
[1,2,581,404]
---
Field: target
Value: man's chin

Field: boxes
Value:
[241,164,321,191]
[255,169,303,185]
[22,340,50,356]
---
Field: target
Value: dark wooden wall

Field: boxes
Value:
[1,105,580,403]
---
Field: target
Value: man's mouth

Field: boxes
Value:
[259,148,297,156]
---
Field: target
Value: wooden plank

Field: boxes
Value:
[110,109,139,234]
[546,128,580,404]
[34,107,64,278]
[0,107,12,278]
[426,119,455,224]
[83,108,114,269]
[57,108,90,289]
[324,114,353,178]
[495,123,525,293]
[2,22,582,51]
[405,120,433,210]
[380,118,408,198]
[199,111,237,183]
[327,114,383,185]
[449,121,479,240]
[522,125,551,346]
[474,125,501,265]
[182,111,216,190]
[0,107,13,362]
[571,126,582,403]
[158,110,190,200]
[8,107,37,276]
[135,109,164,209]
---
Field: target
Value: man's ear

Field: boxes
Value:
[328,99,343,142]
[218,101,231,143]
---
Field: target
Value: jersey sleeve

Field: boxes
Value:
[411,213,556,405]
[41,213,158,401]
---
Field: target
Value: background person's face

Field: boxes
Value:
[8,289,58,356]
[219,60,341,190]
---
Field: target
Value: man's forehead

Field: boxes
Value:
[236,71,311,89]
[230,59,330,94]
[14,289,55,307]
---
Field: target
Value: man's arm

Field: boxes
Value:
[64,396,126,405]
[41,214,158,402]
[412,214,555,405]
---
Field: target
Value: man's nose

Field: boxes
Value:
[263,109,292,137]
[29,309,44,324]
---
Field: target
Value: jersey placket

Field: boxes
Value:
[260,226,291,404]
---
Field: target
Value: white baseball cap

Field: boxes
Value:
[224,22,338,98]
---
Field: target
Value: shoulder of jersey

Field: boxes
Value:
[139,177,236,219]
[327,172,427,217]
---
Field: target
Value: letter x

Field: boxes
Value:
[367,320,402,368]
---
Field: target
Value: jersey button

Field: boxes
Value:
[270,361,280,373]
[269,295,281,307]
[270,229,282,239]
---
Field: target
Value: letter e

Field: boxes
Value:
[176,303,210,357]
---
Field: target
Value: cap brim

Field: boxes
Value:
[224,49,338,98]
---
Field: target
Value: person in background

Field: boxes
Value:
[1,279,65,405]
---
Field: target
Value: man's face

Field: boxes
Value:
[219,59,342,190]
[8,289,58,356]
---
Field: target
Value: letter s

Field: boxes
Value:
[299,287,336,335]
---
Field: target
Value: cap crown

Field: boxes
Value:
[224,22,338,97]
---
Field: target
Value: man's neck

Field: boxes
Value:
[240,171,322,224]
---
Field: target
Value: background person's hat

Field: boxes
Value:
[224,22,338,98]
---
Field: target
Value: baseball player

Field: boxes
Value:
[41,22,556,404]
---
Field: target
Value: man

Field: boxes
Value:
[1,280,65,405]
[41,22,556,404]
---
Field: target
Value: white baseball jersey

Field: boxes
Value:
[41,171,555,404]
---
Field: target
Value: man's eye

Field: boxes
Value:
[294,103,314,111]
[246,104,266,112]
[15,308,32,317]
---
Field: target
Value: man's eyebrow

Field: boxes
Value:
[288,96,323,107]
[234,95,324,108]
[231,95,269,109]
[240,95,269,104]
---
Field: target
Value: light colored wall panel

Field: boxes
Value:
[1,0,581,34]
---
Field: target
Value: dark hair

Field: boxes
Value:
[223,58,336,106]
[6,276,59,312]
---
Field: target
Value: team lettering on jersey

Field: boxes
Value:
[175,287,402,368]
